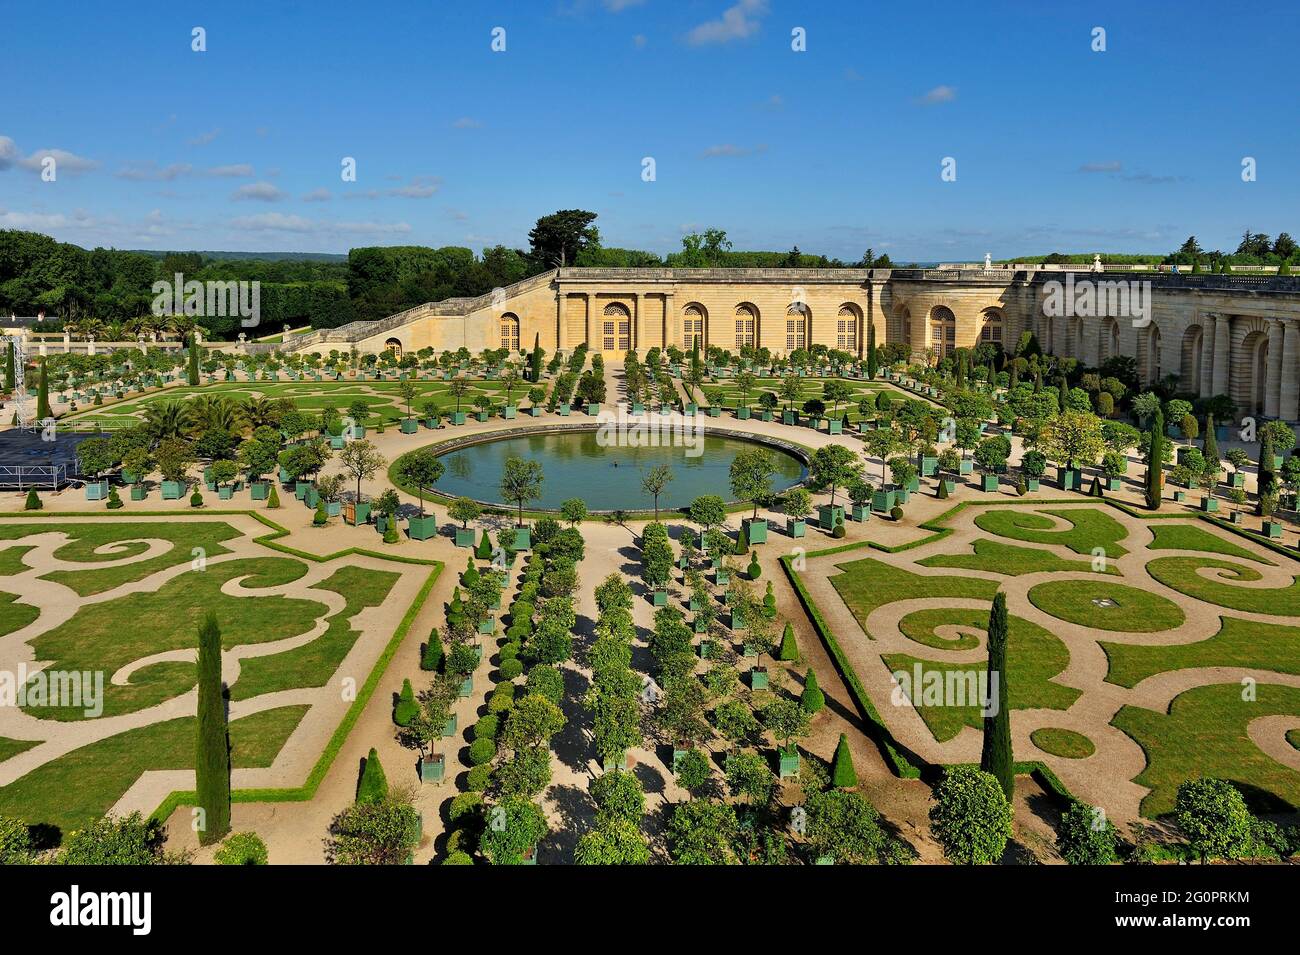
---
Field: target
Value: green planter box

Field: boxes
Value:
[850,504,871,522]
[528,406,542,417]
[459,675,474,698]
[918,455,938,477]
[1231,471,1245,488]
[981,473,999,492]
[398,418,417,434]
[941,479,957,494]
[219,485,235,500]
[1058,467,1082,491]
[707,406,722,418]
[477,617,495,635]
[475,411,490,422]
[787,518,806,538]
[420,755,446,783]
[743,517,768,544]
[782,410,797,426]
[305,488,320,508]
[736,407,751,420]
[1173,490,1186,502]
[557,403,570,416]
[1229,511,1244,524]
[905,476,921,493]
[349,501,371,525]
[827,418,843,435]
[1263,520,1283,538]
[1106,477,1122,491]
[161,480,185,500]
[454,527,475,547]
[511,526,531,550]
[84,480,109,501]
[502,405,517,419]
[632,403,645,415]
[817,504,845,529]
[450,411,467,425]
[407,515,438,540]
[652,589,668,607]
[959,458,974,475]
[895,488,910,504]
[749,667,769,690]
[585,403,600,416]
[249,481,268,500]
[693,617,709,634]
[759,409,773,422]
[684,404,697,416]
[1025,478,1040,491]
[329,435,346,450]
[1200,497,1219,512]
[778,748,800,780]
[130,485,147,501]
[120,470,139,486]
[715,567,731,587]
[295,482,310,500]
[872,489,896,513]
[326,501,342,516]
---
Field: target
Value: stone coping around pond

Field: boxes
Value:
[393,420,812,515]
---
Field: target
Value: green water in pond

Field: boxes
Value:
[435,431,806,511]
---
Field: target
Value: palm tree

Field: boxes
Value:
[185,395,245,436]
[241,396,276,430]
[143,400,189,441]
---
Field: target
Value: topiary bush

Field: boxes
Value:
[747,550,761,580]
[313,500,328,525]
[474,715,499,740]
[106,487,124,510]
[499,658,524,681]
[777,622,799,661]
[267,484,281,509]
[442,850,474,865]
[383,523,399,544]
[24,489,41,511]
[393,679,417,726]
[499,642,519,663]
[800,668,825,714]
[468,737,497,766]
[356,748,388,804]
[831,733,858,789]
[421,634,443,672]
[832,523,846,538]
[890,504,903,521]
[190,489,204,508]
[213,831,269,866]
[488,684,515,715]
[465,764,493,792]
[448,791,483,823]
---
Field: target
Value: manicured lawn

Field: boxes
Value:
[830,558,997,635]
[1146,523,1273,564]
[898,607,984,651]
[1102,616,1300,688]
[1027,579,1184,632]
[0,592,39,638]
[0,705,308,834]
[0,737,39,764]
[0,521,242,597]
[1146,556,1300,616]
[1113,683,1300,816]
[0,545,34,576]
[1030,727,1096,759]
[697,376,887,420]
[22,557,320,721]
[918,538,1116,576]
[973,506,1129,558]
[882,612,1079,742]
[229,565,399,700]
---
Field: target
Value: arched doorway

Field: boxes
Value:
[602,303,630,353]
[682,304,707,352]
[1240,330,1270,416]
[929,306,956,360]
[980,309,1004,348]
[384,337,403,358]
[1181,325,1204,394]
[735,303,758,350]
[837,304,860,353]
[785,304,808,353]
[499,313,520,352]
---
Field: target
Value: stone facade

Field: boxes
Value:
[280,267,1300,422]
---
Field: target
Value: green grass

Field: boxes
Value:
[897,607,984,651]
[1030,727,1096,759]
[1289,729,1300,752]
[882,613,1080,742]
[0,544,34,576]
[918,538,1116,576]
[698,376,887,420]
[0,521,242,597]
[829,559,998,636]
[0,592,39,638]
[1113,683,1300,817]
[973,506,1129,558]
[1147,523,1273,564]
[0,737,39,764]
[22,557,319,721]
[1027,579,1185,632]
[1102,616,1300,688]
[229,565,400,700]
[1146,556,1300,616]
[0,705,307,834]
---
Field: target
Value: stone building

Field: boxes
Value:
[276,267,1300,422]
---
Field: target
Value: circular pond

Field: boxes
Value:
[430,428,806,512]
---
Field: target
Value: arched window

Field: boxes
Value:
[837,305,859,352]
[785,304,807,352]
[735,304,758,350]
[499,313,520,351]
[980,310,1003,345]
[384,337,403,358]
[929,306,956,359]
[683,304,706,351]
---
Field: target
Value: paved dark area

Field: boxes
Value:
[0,429,98,488]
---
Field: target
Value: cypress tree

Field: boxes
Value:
[1145,407,1165,510]
[831,733,858,789]
[356,748,388,804]
[195,611,231,845]
[422,631,444,671]
[394,678,417,725]
[865,317,877,379]
[1203,414,1219,468]
[187,333,200,386]
[800,668,825,714]
[1258,427,1276,513]
[1033,368,1042,393]
[529,333,542,382]
[979,592,1014,802]
[777,622,799,661]
[35,357,50,420]
[24,488,41,511]
[475,530,493,560]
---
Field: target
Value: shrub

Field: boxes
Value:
[747,550,761,579]
[421,635,443,672]
[448,791,483,824]
[525,665,565,705]
[313,500,328,525]
[1175,777,1251,862]
[267,483,281,508]
[832,524,846,539]
[830,733,858,788]
[383,524,399,544]
[213,832,269,866]
[488,686,515,714]
[24,489,41,511]
[356,748,388,804]
[928,766,1012,864]
[190,490,204,508]
[473,715,499,740]
[465,764,493,792]
[499,658,524,681]
[889,505,903,521]
[1056,800,1118,865]
[777,622,798,661]
[800,669,825,714]
[468,738,497,766]
[393,679,417,726]
[442,850,474,865]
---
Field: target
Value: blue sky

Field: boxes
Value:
[2,0,1297,261]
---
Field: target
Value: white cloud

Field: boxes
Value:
[0,136,18,170]
[206,163,254,178]
[302,188,332,202]
[700,143,767,158]
[187,128,220,146]
[1079,161,1123,174]
[0,136,98,175]
[452,117,482,129]
[917,85,957,105]
[231,181,285,202]
[686,0,768,46]
[229,212,411,235]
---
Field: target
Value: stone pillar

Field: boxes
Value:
[1211,313,1231,398]
[1265,319,1284,419]
[1282,319,1300,421]
[632,292,642,354]
[557,292,568,351]
[588,293,599,348]
[663,293,675,348]
[1198,316,1215,398]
